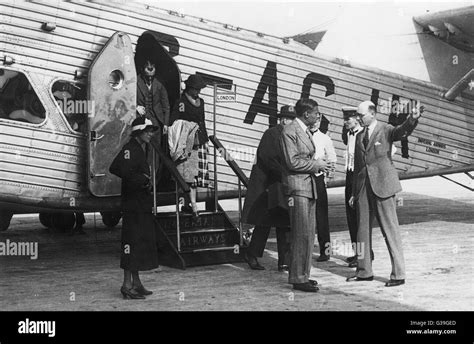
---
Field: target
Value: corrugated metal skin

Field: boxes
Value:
[0,0,472,207]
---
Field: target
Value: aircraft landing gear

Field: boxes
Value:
[0,210,13,231]
[51,213,76,232]
[100,212,121,228]
[39,212,53,228]
[39,212,76,232]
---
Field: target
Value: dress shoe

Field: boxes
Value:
[278,264,289,272]
[345,255,357,264]
[244,252,265,270]
[385,279,405,287]
[293,282,319,292]
[120,286,145,299]
[348,261,357,268]
[308,279,318,286]
[346,275,374,282]
[181,205,193,214]
[134,285,153,296]
[316,254,330,262]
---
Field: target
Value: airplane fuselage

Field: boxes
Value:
[0,0,472,217]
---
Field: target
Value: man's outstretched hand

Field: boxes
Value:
[412,104,424,120]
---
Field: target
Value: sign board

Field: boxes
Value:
[215,84,237,103]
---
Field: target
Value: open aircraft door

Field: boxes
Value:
[88,32,137,197]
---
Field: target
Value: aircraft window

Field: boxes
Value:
[0,68,46,124]
[108,70,124,90]
[52,80,88,133]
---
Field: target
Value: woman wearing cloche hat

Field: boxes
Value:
[109,117,159,299]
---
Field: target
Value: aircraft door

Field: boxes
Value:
[88,32,136,197]
[135,31,182,111]
[135,31,182,191]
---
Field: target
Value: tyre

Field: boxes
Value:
[51,213,76,232]
[100,212,122,228]
[0,210,13,231]
[39,213,53,228]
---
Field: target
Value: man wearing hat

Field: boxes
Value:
[136,60,170,180]
[170,74,209,218]
[347,100,422,287]
[341,106,364,267]
[242,105,296,271]
[110,117,160,299]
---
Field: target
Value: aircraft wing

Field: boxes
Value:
[414,6,474,53]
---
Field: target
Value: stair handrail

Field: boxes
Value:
[208,135,249,188]
[149,141,190,193]
[149,140,189,252]
[209,134,249,247]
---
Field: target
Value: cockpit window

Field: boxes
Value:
[0,68,45,124]
[52,80,88,133]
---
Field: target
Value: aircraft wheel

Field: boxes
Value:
[0,210,13,231]
[51,213,76,232]
[39,213,53,228]
[100,212,122,228]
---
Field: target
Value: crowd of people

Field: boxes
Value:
[108,60,422,298]
[243,99,422,292]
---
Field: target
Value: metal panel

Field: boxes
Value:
[0,0,471,197]
[88,31,136,197]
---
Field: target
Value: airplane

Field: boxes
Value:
[0,1,472,265]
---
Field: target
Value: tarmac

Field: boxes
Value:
[0,175,472,311]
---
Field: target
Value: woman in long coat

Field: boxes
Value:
[110,117,159,299]
[169,74,209,218]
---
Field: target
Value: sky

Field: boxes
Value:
[140,0,473,37]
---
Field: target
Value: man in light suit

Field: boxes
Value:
[347,100,422,287]
[280,98,331,293]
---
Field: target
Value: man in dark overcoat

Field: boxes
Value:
[242,105,296,271]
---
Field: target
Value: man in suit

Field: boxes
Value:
[242,105,296,271]
[341,106,364,267]
[347,100,422,287]
[280,98,331,292]
[136,60,170,179]
[309,116,337,262]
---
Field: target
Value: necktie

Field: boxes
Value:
[306,128,316,150]
[363,128,369,148]
[349,130,355,136]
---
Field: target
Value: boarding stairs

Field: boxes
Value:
[150,135,249,269]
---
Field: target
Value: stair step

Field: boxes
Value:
[179,246,247,267]
[153,202,245,268]
[156,211,233,232]
[176,228,236,235]
[164,228,240,251]
[181,246,239,253]
[155,211,226,218]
